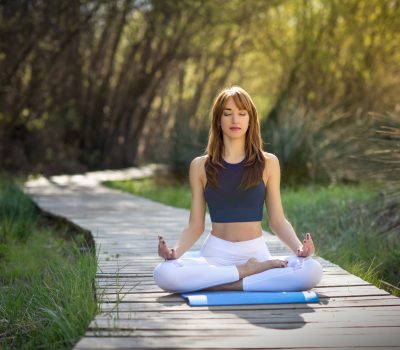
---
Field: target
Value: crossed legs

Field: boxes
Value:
[153,255,323,293]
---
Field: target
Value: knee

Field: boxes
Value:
[153,260,183,293]
[303,258,323,289]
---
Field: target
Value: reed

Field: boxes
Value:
[0,175,98,349]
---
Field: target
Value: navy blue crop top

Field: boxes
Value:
[204,158,266,223]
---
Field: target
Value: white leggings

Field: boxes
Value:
[153,232,323,293]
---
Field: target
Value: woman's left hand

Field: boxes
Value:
[296,232,315,257]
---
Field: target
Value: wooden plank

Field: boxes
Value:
[88,317,400,330]
[84,327,400,337]
[97,286,389,303]
[74,329,400,349]
[93,305,400,319]
[98,296,400,312]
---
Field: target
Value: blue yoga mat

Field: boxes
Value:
[181,291,319,306]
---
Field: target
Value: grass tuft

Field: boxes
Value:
[0,175,97,349]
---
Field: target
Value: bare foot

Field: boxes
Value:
[237,258,288,279]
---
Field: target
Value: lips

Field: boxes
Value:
[230,127,241,131]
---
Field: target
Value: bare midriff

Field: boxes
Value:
[210,221,263,242]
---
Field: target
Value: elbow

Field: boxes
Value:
[268,222,278,234]
[188,223,204,236]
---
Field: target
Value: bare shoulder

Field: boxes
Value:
[263,152,279,169]
[190,155,208,188]
[263,151,279,163]
[262,152,280,184]
[190,155,208,169]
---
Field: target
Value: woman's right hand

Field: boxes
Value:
[158,235,178,260]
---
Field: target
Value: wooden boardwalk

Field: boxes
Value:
[24,172,400,349]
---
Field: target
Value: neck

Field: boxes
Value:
[222,138,245,161]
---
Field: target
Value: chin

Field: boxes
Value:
[228,133,245,138]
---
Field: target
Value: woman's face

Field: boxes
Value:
[220,97,249,139]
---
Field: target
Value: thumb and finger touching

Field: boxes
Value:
[158,235,177,260]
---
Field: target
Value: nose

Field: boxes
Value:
[231,113,240,123]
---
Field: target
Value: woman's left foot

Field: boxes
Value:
[237,258,288,279]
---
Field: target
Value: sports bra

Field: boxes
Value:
[204,158,266,223]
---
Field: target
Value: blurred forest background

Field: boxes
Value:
[1,2,400,344]
[0,0,399,186]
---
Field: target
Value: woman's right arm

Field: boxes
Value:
[160,156,206,259]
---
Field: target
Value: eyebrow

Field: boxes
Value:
[223,108,246,111]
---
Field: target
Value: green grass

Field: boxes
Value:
[105,177,193,209]
[0,175,97,349]
[105,178,399,296]
[280,184,400,294]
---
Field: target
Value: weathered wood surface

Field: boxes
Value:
[24,171,400,350]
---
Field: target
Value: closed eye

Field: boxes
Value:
[223,112,247,116]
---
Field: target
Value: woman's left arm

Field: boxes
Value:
[264,153,315,257]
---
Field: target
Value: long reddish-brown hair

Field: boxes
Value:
[204,86,265,191]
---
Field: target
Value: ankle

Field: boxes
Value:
[236,264,248,279]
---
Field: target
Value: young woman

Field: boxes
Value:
[153,86,323,293]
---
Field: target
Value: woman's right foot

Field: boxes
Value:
[237,258,288,279]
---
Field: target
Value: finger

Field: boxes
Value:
[304,246,310,256]
[160,245,169,256]
[171,248,177,258]
[159,238,167,248]
[159,249,167,259]
[298,247,307,257]
[305,239,314,252]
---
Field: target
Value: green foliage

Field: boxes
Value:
[282,184,399,294]
[345,111,400,238]
[105,178,194,210]
[170,112,209,172]
[1,0,399,177]
[0,175,97,349]
[0,176,38,242]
